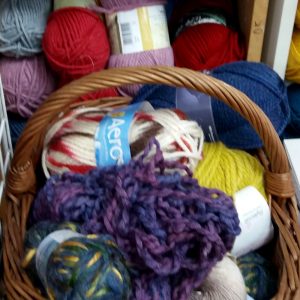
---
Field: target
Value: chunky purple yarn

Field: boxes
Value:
[33,139,240,300]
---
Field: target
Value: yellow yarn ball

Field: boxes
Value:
[193,142,266,199]
[286,28,300,82]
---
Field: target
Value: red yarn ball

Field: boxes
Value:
[43,7,110,86]
[172,23,245,71]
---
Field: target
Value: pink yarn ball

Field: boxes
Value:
[109,48,174,96]
[0,55,56,117]
[100,0,174,97]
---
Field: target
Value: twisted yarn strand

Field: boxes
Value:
[33,139,241,300]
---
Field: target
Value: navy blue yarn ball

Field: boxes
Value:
[132,61,290,150]
[7,112,27,147]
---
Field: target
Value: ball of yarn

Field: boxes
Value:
[22,221,81,277]
[194,142,266,198]
[189,255,246,300]
[42,106,204,176]
[132,61,290,149]
[0,55,56,117]
[283,84,300,136]
[237,252,278,300]
[23,222,131,300]
[43,7,110,86]
[33,139,241,300]
[286,28,300,83]
[172,23,245,71]
[99,0,174,96]
[0,0,52,57]
[7,112,27,148]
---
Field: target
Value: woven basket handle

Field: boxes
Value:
[10,66,294,198]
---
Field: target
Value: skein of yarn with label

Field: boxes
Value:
[96,0,174,96]
[33,139,241,300]
[0,55,56,117]
[42,106,204,176]
[0,0,52,57]
[132,61,290,149]
[42,7,110,86]
[189,255,246,300]
[194,142,266,198]
[22,221,81,282]
[23,221,131,300]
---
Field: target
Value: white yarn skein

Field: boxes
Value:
[42,106,204,177]
[190,256,247,300]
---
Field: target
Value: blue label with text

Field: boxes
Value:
[95,103,142,167]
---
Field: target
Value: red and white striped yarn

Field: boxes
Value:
[42,106,204,178]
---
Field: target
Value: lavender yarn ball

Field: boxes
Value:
[0,55,56,117]
[100,0,174,97]
[0,0,52,57]
[33,139,240,300]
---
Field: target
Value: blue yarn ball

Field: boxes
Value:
[22,221,81,279]
[132,61,290,149]
[23,222,131,300]
[237,252,278,300]
[0,0,52,57]
[47,235,131,300]
[7,113,27,148]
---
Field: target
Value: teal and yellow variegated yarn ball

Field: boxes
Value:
[23,222,131,300]
[46,234,131,300]
[22,221,81,279]
[237,252,278,300]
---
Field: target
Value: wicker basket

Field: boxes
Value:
[1,66,300,299]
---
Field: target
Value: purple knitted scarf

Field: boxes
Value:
[33,139,240,300]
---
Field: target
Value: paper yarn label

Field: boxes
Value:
[36,230,82,286]
[94,102,153,167]
[176,88,218,142]
[106,5,170,54]
[54,0,96,10]
[175,9,227,38]
[231,186,274,258]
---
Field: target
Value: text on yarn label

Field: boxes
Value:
[105,5,170,54]
[231,186,274,257]
[95,102,153,167]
